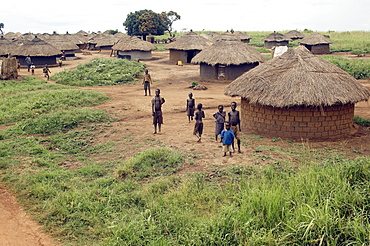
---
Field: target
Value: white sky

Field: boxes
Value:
[1,0,369,34]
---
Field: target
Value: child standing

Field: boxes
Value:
[186,92,195,123]
[193,103,205,142]
[220,122,235,157]
[213,105,226,141]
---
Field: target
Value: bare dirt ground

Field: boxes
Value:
[1,50,370,245]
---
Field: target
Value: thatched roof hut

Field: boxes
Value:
[164,31,213,64]
[224,46,370,140]
[43,35,80,58]
[299,33,333,54]
[263,31,291,49]
[112,36,157,60]
[0,36,19,56]
[234,31,252,43]
[284,30,305,40]
[191,39,267,80]
[14,36,60,66]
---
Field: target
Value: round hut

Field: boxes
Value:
[263,31,291,49]
[112,36,157,60]
[284,30,305,41]
[191,38,267,81]
[299,33,333,54]
[224,46,370,140]
[164,31,213,64]
[14,36,60,67]
[0,36,19,57]
[43,34,80,59]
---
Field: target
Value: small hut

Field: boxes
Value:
[263,31,291,49]
[164,31,213,64]
[224,46,370,140]
[112,36,157,60]
[284,30,305,40]
[234,31,252,43]
[191,38,267,80]
[299,33,333,54]
[14,36,61,66]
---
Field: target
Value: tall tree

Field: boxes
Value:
[161,11,181,38]
[123,10,167,40]
[0,23,4,35]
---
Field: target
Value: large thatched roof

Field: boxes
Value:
[299,33,333,45]
[224,46,370,107]
[0,36,19,55]
[14,36,60,56]
[112,36,157,51]
[263,32,291,42]
[191,39,267,66]
[43,35,79,51]
[285,30,305,39]
[164,31,213,50]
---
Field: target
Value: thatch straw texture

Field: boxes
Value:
[15,36,60,56]
[0,36,19,55]
[263,32,291,42]
[191,39,267,66]
[285,30,305,39]
[112,37,157,51]
[224,46,370,107]
[299,33,333,45]
[164,31,212,50]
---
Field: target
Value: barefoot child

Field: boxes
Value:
[193,103,205,142]
[213,105,226,141]
[186,92,195,123]
[228,101,242,153]
[220,122,235,157]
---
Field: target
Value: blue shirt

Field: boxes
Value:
[221,129,235,145]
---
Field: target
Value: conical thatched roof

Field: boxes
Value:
[14,36,60,56]
[263,32,291,42]
[224,46,370,107]
[0,36,19,55]
[43,35,79,51]
[299,33,333,45]
[191,39,267,66]
[112,36,157,51]
[285,30,305,39]
[164,31,213,50]
[234,31,252,40]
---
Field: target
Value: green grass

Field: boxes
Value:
[51,58,146,86]
[319,55,370,79]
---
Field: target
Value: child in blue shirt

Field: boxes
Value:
[220,122,235,157]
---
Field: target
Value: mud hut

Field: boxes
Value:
[284,30,305,40]
[191,38,267,80]
[299,33,333,54]
[112,36,157,60]
[224,46,370,140]
[164,31,213,64]
[263,31,291,49]
[14,36,61,66]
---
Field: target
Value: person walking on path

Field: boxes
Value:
[186,92,195,123]
[143,69,153,96]
[42,64,51,81]
[228,102,242,153]
[213,105,226,142]
[152,89,165,134]
[193,103,205,142]
[25,55,32,72]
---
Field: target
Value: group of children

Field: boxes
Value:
[187,92,242,157]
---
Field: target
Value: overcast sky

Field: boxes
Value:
[1,0,369,34]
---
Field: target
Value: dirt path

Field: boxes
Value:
[1,50,370,245]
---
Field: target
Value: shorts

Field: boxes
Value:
[222,145,233,153]
[187,107,195,117]
[153,111,163,124]
[231,125,240,140]
[144,82,150,90]
[193,122,203,135]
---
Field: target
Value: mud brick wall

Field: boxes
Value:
[241,99,355,139]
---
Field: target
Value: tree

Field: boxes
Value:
[161,11,181,38]
[0,23,4,35]
[123,10,167,40]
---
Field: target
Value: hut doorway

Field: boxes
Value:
[186,50,197,63]
[217,65,226,80]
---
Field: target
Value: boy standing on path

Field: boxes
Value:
[186,92,195,123]
[43,64,51,81]
[143,69,152,96]
[152,89,165,134]
[193,103,205,142]
[220,122,235,157]
[228,102,242,153]
[213,105,226,142]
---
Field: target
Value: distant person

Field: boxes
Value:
[151,88,165,134]
[30,64,35,75]
[228,102,242,153]
[220,122,235,157]
[186,92,195,123]
[58,58,63,67]
[193,103,205,142]
[61,51,66,60]
[142,69,152,96]
[213,105,226,142]
[25,55,32,72]
[42,64,51,81]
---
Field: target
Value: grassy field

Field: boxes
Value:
[1,46,370,245]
